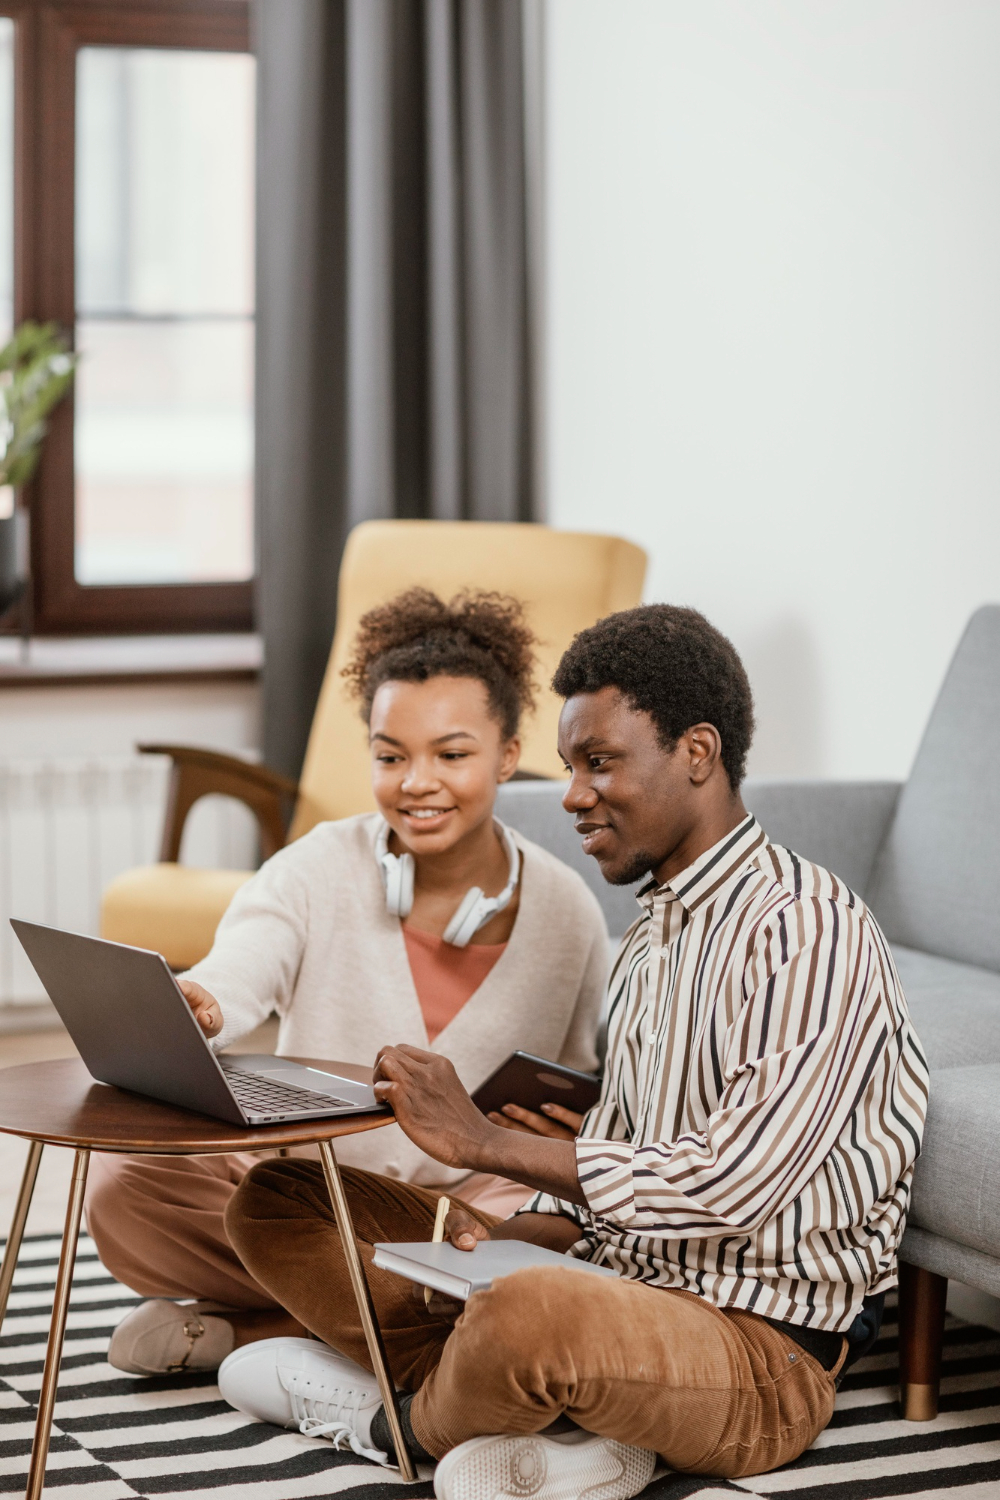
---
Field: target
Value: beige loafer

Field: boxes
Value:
[108,1298,235,1375]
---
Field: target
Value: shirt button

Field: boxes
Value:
[788,1352,797,1362]
[646,1031,657,1044]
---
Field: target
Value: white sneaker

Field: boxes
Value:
[218,1337,390,1466]
[108,1300,235,1375]
[433,1429,656,1500]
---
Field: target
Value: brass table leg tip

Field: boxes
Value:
[901,1383,939,1421]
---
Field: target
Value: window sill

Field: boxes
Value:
[0,633,262,689]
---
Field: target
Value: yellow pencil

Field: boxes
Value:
[425,1194,451,1307]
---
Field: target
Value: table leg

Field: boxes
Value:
[0,1141,43,1330]
[317,1140,417,1482]
[25,1148,89,1500]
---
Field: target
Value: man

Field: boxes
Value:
[220,605,929,1499]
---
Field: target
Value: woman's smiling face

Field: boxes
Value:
[369,674,520,857]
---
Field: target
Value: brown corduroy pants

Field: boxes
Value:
[86,1151,282,1309]
[225,1160,845,1479]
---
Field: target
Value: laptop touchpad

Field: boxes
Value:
[255,1062,373,1097]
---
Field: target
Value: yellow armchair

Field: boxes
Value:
[101,519,647,967]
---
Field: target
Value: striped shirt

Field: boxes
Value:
[522,815,929,1333]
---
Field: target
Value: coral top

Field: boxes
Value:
[402,923,532,1217]
[402,925,507,1043]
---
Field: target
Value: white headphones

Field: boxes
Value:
[375,819,521,947]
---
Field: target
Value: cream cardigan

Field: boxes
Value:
[185,814,608,1193]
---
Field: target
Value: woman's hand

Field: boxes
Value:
[177,979,223,1039]
[488,1103,583,1141]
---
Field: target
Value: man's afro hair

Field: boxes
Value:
[552,604,755,788]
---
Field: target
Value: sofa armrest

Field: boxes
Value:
[742,778,902,900]
[138,743,300,864]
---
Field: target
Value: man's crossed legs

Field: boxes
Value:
[224,1159,842,1482]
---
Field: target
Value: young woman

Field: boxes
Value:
[86,589,606,1377]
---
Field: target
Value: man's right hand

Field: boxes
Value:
[177,978,223,1038]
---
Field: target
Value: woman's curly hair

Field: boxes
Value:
[342,588,538,739]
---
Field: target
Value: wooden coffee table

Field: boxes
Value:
[0,1056,420,1497]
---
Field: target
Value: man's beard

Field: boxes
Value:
[603,849,662,886]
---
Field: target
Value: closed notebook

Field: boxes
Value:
[372,1239,619,1301]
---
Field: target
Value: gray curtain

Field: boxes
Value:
[254,0,537,778]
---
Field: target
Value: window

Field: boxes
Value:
[0,17,12,346]
[75,46,254,589]
[8,1,252,634]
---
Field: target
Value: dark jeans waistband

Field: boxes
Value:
[762,1316,846,1371]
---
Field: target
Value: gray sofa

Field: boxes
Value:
[497,603,1000,1422]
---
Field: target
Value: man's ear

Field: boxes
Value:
[684,723,723,785]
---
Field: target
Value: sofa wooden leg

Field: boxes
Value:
[898,1261,947,1420]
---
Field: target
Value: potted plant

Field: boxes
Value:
[0,321,79,625]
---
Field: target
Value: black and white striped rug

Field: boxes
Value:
[1,1233,998,1500]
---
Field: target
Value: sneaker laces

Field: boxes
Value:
[285,1373,388,1465]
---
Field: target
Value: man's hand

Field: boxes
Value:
[443,1202,490,1251]
[443,1205,582,1255]
[414,1203,584,1318]
[177,979,223,1039]
[414,1202,490,1318]
[373,1046,495,1169]
[489,1103,583,1141]
[372,1045,588,1205]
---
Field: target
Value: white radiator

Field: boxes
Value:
[0,754,259,1007]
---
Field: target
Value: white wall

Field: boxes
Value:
[545,1,1000,779]
[0,678,261,870]
[0,681,261,1004]
[0,680,259,763]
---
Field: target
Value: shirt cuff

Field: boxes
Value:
[576,1138,638,1224]
[514,1191,574,1219]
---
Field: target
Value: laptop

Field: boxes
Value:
[10,919,387,1128]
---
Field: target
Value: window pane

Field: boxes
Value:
[0,18,12,344]
[74,47,255,587]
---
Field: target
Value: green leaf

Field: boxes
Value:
[0,321,79,489]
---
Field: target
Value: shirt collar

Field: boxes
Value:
[636,813,767,916]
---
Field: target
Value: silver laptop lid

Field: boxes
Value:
[10,920,246,1126]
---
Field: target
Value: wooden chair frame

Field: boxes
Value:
[139,744,300,862]
[140,743,547,867]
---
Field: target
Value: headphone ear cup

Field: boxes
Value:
[382,850,415,919]
[442,887,485,947]
[398,851,415,917]
[385,856,401,915]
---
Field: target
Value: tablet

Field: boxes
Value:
[471,1051,602,1120]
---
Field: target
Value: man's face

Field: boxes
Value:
[557,687,700,887]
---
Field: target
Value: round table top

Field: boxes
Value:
[0,1057,394,1153]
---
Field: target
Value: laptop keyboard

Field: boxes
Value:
[221,1066,356,1117]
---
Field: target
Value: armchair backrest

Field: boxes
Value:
[868,605,1000,973]
[289,520,647,835]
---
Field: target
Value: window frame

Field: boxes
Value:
[7,0,253,635]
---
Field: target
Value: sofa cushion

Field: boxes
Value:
[868,605,1000,973]
[909,1065,1000,1260]
[892,945,1000,1069]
